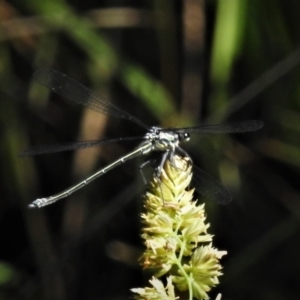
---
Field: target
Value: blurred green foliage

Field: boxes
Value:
[0,0,300,299]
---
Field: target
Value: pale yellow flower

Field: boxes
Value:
[133,155,226,300]
[132,277,178,300]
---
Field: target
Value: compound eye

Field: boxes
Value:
[181,132,190,141]
[185,133,190,140]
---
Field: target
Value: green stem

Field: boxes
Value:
[172,226,194,300]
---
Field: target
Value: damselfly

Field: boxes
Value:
[22,69,263,208]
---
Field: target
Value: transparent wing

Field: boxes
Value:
[33,69,148,129]
[192,165,232,205]
[20,136,144,155]
[172,120,264,134]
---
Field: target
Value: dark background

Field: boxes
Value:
[0,0,299,299]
